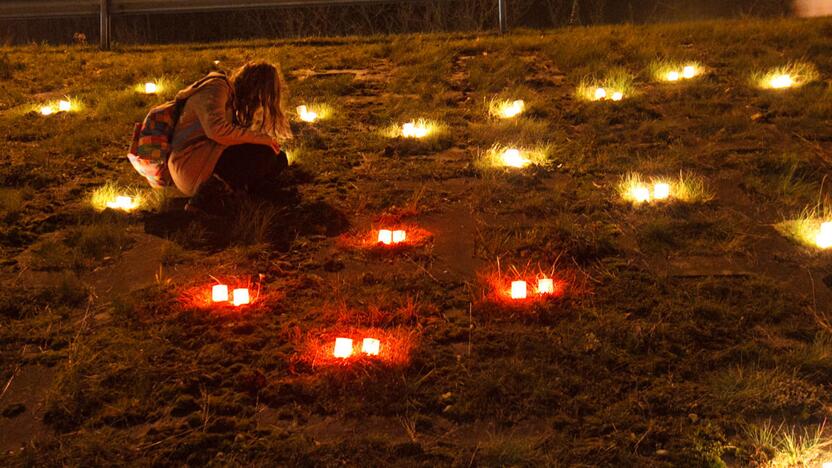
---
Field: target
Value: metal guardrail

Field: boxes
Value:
[0,0,509,49]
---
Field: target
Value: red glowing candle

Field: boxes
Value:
[333,338,353,358]
[232,288,250,306]
[537,278,554,295]
[511,281,527,299]
[362,338,380,356]
[212,284,229,302]
[378,229,393,245]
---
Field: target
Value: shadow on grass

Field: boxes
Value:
[143,171,349,251]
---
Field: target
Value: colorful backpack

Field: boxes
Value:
[127,74,228,188]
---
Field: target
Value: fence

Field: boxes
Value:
[0,0,509,49]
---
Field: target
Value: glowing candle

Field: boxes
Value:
[682,65,696,79]
[402,121,428,138]
[511,280,527,300]
[296,105,318,123]
[538,278,554,295]
[213,60,220,65]
[105,196,136,211]
[821,462,832,468]
[232,288,250,306]
[40,106,54,116]
[378,229,393,245]
[770,74,793,89]
[501,99,525,118]
[212,284,229,302]
[594,87,607,100]
[815,222,832,249]
[361,338,380,356]
[666,71,680,81]
[333,338,353,358]
[501,148,529,168]
[653,183,670,200]
[58,100,71,112]
[392,230,406,244]
[611,91,623,101]
[144,82,158,94]
[631,185,651,203]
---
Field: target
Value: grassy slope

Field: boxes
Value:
[1,17,832,466]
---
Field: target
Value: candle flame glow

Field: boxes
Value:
[105,196,137,211]
[212,285,229,303]
[58,100,71,112]
[40,106,54,116]
[232,288,250,306]
[682,65,697,79]
[296,105,319,123]
[402,121,429,138]
[816,221,832,249]
[362,338,380,356]
[144,82,158,94]
[511,280,527,300]
[653,183,671,200]
[392,230,406,244]
[333,338,353,358]
[666,71,680,81]
[594,87,607,100]
[537,278,555,295]
[501,148,531,168]
[611,91,624,101]
[769,74,794,89]
[378,229,393,245]
[498,99,525,118]
[631,185,651,203]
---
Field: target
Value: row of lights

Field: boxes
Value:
[39,99,73,116]
[211,285,251,306]
[630,182,671,204]
[510,278,556,300]
[378,229,407,245]
[333,337,380,358]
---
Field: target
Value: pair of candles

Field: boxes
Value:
[378,229,406,245]
[211,285,249,306]
[333,337,380,358]
[511,278,555,300]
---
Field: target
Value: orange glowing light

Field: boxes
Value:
[333,338,353,358]
[58,100,71,112]
[378,229,393,245]
[362,338,380,356]
[232,288,250,306]
[537,278,554,295]
[392,230,406,244]
[212,284,229,302]
[511,280,527,300]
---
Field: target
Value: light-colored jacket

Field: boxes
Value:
[168,74,274,196]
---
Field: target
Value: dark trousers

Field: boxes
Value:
[213,144,288,194]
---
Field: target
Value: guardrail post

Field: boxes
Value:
[100,0,111,50]
[498,0,508,34]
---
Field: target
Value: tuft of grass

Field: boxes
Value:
[90,182,160,212]
[284,145,305,166]
[477,143,553,170]
[380,118,445,139]
[576,69,636,102]
[487,97,526,119]
[752,61,820,90]
[294,102,334,122]
[131,75,180,97]
[648,59,704,82]
[617,171,713,205]
[775,205,832,251]
[746,421,831,467]
[0,187,29,215]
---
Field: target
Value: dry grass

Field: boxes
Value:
[648,59,704,82]
[380,118,445,139]
[89,182,159,212]
[575,69,636,102]
[747,421,832,467]
[775,205,832,251]
[617,172,713,205]
[753,61,820,90]
[477,143,553,170]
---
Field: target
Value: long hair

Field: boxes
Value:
[229,61,292,140]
